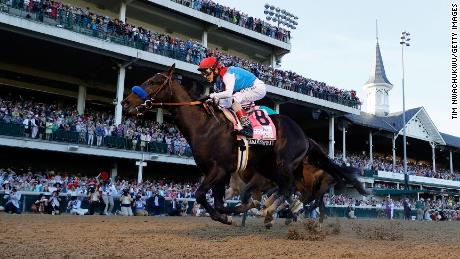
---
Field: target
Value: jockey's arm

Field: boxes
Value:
[210,73,235,100]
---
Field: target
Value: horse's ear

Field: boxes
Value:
[166,63,176,76]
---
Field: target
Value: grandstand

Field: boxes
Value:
[0,0,459,216]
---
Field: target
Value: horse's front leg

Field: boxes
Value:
[212,181,227,215]
[195,167,232,225]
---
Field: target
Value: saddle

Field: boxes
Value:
[219,105,277,178]
[221,105,277,146]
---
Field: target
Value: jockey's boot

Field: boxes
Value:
[233,100,253,138]
[238,115,253,138]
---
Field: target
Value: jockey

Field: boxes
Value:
[197,57,266,138]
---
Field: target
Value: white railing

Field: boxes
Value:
[377,171,460,188]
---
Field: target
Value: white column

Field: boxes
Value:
[156,108,164,124]
[136,162,146,183]
[136,156,146,183]
[396,182,400,190]
[77,85,86,115]
[111,162,118,181]
[392,134,397,171]
[369,131,373,165]
[115,67,125,126]
[328,116,335,158]
[431,142,436,173]
[271,53,277,67]
[450,150,454,175]
[119,0,127,23]
[342,128,347,162]
[202,29,208,48]
[274,103,280,113]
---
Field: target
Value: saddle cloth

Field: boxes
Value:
[221,106,277,146]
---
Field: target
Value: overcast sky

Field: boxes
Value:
[214,0,459,137]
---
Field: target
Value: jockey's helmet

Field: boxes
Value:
[198,57,221,80]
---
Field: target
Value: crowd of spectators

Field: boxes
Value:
[2,166,459,220]
[325,194,460,221]
[0,0,361,108]
[0,166,206,216]
[0,93,192,157]
[334,152,460,181]
[0,167,200,199]
[172,0,291,43]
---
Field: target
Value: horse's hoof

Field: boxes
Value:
[226,216,233,225]
[285,218,292,225]
[265,223,272,229]
[256,210,266,217]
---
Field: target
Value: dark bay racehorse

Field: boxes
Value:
[243,138,367,227]
[121,64,308,225]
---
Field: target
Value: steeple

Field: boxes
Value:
[366,21,391,85]
[363,21,393,116]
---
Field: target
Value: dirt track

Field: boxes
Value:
[0,214,459,258]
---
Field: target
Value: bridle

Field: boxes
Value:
[134,73,203,117]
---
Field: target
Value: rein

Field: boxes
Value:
[133,73,215,119]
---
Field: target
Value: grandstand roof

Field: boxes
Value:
[345,107,421,133]
[382,107,422,132]
[365,42,392,86]
[344,107,459,147]
[441,132,460,149]
[344,111,396,132]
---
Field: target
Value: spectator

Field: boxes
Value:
[119,188,133,216]
[180,199,189,216]
[347,205,357,219]
[385,198,394,220]
[67,194,88,215]
[3,187,21,214]
[403,198,411,220]
[168,197,181,216]
[95,123,105,147]
[49,190,61,215]
[100,180,116,215]
[31,193,48,214]
[87,183,103,215]
[415,198,425,220]
[134,192,148,216]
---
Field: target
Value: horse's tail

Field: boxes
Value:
[305,138,368,195]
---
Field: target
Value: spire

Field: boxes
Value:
[363,22,393,116]
[365,23,392,85]
[376,19,379,43]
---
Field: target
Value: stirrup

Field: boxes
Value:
[237,126,253,138]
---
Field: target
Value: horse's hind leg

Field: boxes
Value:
[223,173,262,215]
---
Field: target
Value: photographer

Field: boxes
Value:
[119,188,133,216]
[4,187,21,214]
[49,190,61,215]
[168,198,181,216]
[67,194,88,215]
[31,193,48,214]
[134,192,148,216]
[87,184,103,215]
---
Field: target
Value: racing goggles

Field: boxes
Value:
[200,68,213,77]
